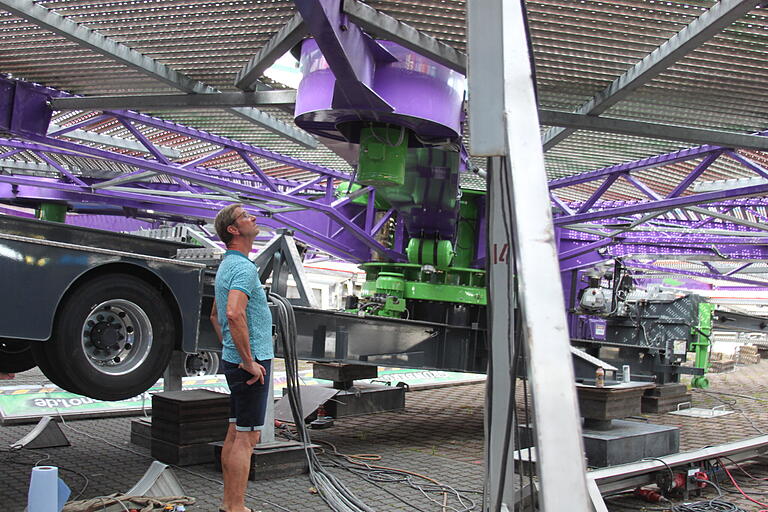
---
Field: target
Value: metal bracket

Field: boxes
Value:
[253,230,319,308]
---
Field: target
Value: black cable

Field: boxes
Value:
[671,500,746,512]
[321,455,432,512]
[1,445,90,501]
[318,440,480,512]
[670,478,746,512]
[270,292,374,512]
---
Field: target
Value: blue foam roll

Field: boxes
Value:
[28,466,59,512]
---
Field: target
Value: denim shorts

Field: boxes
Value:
[221,358,272,432]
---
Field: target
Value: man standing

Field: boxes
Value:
[210,204,274,512]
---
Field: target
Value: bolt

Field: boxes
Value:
[118,312,126,318]
[107,316,115,323]
[126,327,134,334]
[124,343,132,350]
[113,357,121,363]
[87,320,95,327]
[104,305,111,311]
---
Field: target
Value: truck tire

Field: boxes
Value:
[0,338,37,373]
[39,274,175,401]
[185,350,220,376]
[31,341,84,393]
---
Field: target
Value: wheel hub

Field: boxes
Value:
[91,320,122,347]
[81,300,148,370]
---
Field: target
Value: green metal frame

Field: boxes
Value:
[361,262,486,306]
[690,302,714,389]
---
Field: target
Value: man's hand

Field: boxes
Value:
[0,372,15,380]
[238,360,266,385]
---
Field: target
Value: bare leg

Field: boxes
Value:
[220,422,237,509]
[221,429,260,512]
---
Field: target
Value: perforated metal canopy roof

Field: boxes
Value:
[1,0,767,195]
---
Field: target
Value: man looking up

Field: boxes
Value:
[210,204,273,512]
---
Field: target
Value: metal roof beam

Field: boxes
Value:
[684,205,768,233]
[539,110,768,151]
[47,123,181,159]
[0,158,71,175]
[235,14,307,91]
[0,0,317,148]
[50,91,297,112]
[341,0,467,74]
[541,0,763,151]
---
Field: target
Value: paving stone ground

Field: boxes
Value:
[4,362,768,511]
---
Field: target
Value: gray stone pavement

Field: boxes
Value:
[4,361,768,511]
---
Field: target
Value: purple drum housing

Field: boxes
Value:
[294,39,466,143]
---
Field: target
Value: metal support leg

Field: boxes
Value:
[162,350,185,392]
[468,0,592,510]
[259,370,277,446]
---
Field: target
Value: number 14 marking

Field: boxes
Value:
[493,243,509,264]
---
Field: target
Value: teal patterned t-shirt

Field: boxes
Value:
[215,250,274,364]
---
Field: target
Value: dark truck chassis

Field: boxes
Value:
[0,215,219,401]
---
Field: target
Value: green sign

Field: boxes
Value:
[0,369,484,424]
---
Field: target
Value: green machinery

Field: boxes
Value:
[338,123,487,321]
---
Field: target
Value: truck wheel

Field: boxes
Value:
[43,274,175,401]
[0,338,36,373]
[185,350,220,376]
[31,341,84,393]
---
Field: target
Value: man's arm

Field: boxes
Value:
[226,289,265,385]
[210,299,223,343]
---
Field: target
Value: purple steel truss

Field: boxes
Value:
[553,133,768,286]
[0,76,406,263]
[2,52,768,283]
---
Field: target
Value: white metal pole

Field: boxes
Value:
[468,0,593,510]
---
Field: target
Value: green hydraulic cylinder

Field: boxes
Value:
[453,193,479,268]
[690,302,714,389]
[36,202,67,223]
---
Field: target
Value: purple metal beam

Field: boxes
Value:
[548,145,718,190]
[237,150,279,192]
[370,208,394,236]
[35,151,87,187]
[553,180,768,227]
[628,262,768,287]
[725,151,768,179]
[0,206,34,218]
[0,176,378,261]
[666,151,721,198]
[726,262,754,276]
[623,174,662,201]
[119,118,171,164]
[577,174,620,213]
[550,192,574,215]
[110,110,350,180]
[0,131,393,260]
[285,175,327,196]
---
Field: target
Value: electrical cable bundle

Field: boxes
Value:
[315,440,480,512]
[269,292,374,512]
